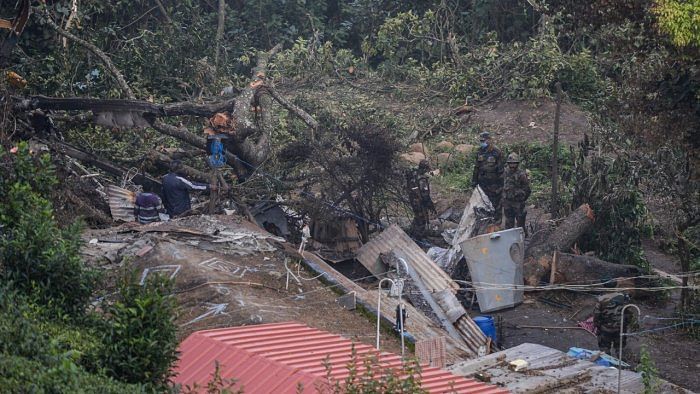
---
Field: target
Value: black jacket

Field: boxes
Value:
[162,173,209,217]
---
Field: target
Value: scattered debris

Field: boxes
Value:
[449,343,692,393]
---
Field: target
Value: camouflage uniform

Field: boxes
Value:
[593,293,635,355]
[406,161,435,235]
[503,164,531,230]
[472,145,504,223]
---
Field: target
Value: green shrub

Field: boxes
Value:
[0,143,97,317]
[322,346,427,394]
[0,354,144,393]
[0,286,143,393]
[99,271,178,390]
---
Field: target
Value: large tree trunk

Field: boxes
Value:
[50,140,162,191]
[524,203,595,286]
[549,252,644,287]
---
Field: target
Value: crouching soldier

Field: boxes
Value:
[593,292,636,357]
[503,153,531,230]
[406,160,436,235]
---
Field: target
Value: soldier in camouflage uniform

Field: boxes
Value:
[472,131,504,224]
[406,159,436,235]
[593,292,635,356]
[503,153,531,230]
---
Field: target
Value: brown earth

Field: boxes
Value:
[465,99,591,146]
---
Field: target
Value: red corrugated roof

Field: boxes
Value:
[173,322,508,394]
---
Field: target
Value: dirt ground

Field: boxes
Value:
[465,99,592,146]
[82,217,404,357]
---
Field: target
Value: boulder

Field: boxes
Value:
[437,152,452,166]
[435,141,455,151]
[455,144,475,155]
[400,151,426,165]
[409,143,425,153]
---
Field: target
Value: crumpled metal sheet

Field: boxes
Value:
[106,185,135,222]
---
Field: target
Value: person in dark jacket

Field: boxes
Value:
[134,191,166,224]
[162,160,215,217]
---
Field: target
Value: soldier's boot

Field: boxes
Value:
[517,211,527,230]
[491,193,503,225]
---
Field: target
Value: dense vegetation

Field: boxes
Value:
[1,0,698,390]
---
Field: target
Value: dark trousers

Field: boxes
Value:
[504,201,526,229]
[481,187,502,224]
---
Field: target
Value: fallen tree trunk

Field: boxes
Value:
[525,203,595,259]
[524,203,595,286]
[50,140,162,191]
[14,95,237,118]
[549,252,644,287]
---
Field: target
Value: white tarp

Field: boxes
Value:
[438,187,494,275]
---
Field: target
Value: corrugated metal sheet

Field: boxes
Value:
[106,185,135,222]
[356,225,458,293]
[448,343,691,394]
[355,225,487,357]
[299,251,472,364]
[174,322,509,394]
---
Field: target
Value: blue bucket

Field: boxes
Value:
[474,315,497,343]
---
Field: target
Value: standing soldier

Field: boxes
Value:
[503,153,531,230]
[593,292,635,357]
[471,132,504,224]
[406,159,436,235]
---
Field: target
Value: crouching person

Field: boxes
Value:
[134,191,167,224]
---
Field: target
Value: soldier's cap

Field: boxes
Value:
[506,153,521,163]
[479,131,491,141]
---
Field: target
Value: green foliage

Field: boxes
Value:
[0,286,144,393]
[571,143,649,268]
[0,143,97,317]
[637,346,660,394]
[653,0,700,47]
[99,271,178,390]
[504,142,574,208]
[178,361,243,394]
[322,346,427,393]
[436,150,475,192]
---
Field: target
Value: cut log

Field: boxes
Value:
[525,203,595,259]
[523,204,595,286]
[549,252,644,288]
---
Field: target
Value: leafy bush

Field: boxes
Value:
[571,141,649,268]
[321,346,427,393]
[0,286,143,393]
[99,271,178,390]
[0,143,97,317]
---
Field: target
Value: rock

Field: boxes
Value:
[400,151,426,165]
[409,143,425,153]
[437,152,452,166]
[455,144,475,155]
[435,141,455,151]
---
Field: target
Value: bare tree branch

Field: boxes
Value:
[263,85,319,130]
[214,0,225,69]
[14,95,236,117]
[154,0,173,24]
[37,9,136,99]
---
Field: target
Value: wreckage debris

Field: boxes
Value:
[356,225,489,357]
